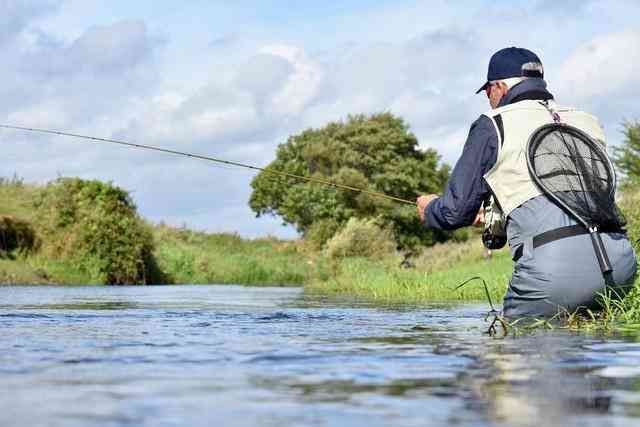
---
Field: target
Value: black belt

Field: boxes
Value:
[533,224,588,248]
[513,225,625,261]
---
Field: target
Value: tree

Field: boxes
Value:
[613,121,640,186]
[249,113,451,249]
[34,178,163,285]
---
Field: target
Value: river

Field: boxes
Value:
[1,285,640,427]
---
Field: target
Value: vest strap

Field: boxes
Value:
[539,100,562,123]
[494,114,504,147]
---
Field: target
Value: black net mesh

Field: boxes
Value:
[527,124,625,231]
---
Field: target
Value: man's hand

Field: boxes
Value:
[472,207,485,227]
[417,194,438,223]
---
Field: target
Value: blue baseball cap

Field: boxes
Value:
[476,47,544,94]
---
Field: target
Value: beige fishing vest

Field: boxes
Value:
[483,99,606,216]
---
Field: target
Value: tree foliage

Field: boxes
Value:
[34,178,163,284]
[0,215,38,256]
[249,113,451,249]
[614,121,640,186]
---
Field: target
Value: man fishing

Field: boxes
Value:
[417,47,637,319]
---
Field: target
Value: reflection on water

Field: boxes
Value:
[0,285,640,427]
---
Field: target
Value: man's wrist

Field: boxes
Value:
[423,196,438,226]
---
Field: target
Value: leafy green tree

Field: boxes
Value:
[34,178,164,284]
[614,121,640,186]
[249,113,451,249]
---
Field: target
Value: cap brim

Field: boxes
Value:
[475,82,489,94]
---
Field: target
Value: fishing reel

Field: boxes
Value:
[482,228,507,250]
[482,196,507,250]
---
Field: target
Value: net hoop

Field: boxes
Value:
[526,122,617,229]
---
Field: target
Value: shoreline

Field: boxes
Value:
[1,177,638,332]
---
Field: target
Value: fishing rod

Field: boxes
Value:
[0,124,416,206]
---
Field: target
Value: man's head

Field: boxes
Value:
[477,47,544,108]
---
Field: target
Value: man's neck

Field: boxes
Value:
[498,78,554,107]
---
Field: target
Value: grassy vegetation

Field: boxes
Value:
[306,239,512,304]
[307,188,640,333]
[0,177,92,284]
[0,174,637,335]
[595,189,640,329]
[33,177,161,284]
[0,177,313,286]
[0,255,92,285]
[151,225,310,286]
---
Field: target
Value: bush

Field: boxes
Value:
[614,121,640,187]
[33,178,161,284]
[619,188,640,250]
[304,218,341,250]
[0,215,39,257]
[324,217,397,260]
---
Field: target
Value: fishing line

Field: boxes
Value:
[454,275,508,336]
[454,276,496,313]
[0,124,416,206]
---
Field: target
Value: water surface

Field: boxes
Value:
[1,285,640,427]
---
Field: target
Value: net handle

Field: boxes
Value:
[589,227,613,274]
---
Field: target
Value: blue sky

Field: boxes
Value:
[1,1,639,238]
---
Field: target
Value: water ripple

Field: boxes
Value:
[1,285,640,427]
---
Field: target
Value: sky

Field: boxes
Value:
[1,0,639,238]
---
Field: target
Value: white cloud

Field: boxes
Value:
[259,45,324,117]
[1,1,638,238]
[1,19,162,128]
[0,0,59,44]
[557,29,640,101]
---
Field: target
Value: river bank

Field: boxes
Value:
[0,176,511,298]
[1,176,638,330]
[0,177,312,286]
[306,189,640,330]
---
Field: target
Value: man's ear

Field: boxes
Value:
[497,81,509,97]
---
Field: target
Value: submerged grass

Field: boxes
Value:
[496,282,640,337]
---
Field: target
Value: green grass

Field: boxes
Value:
[306,187,640,335]
[0,178,313,286]
[0,258,46,284]
[306,240,513,304]
[0,173,637,330]
[0,177,39,220]
[151,225,312,286]
[0,255,91,285]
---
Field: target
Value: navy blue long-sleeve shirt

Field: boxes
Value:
[425,116,498,230]
[425,78,554,230]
